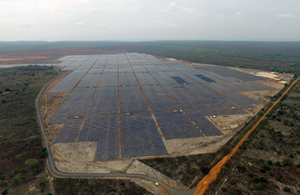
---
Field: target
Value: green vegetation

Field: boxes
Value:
[0,66,57,194]
[1,41,300,74]
[205,79,300,194]
[53,178,153,195]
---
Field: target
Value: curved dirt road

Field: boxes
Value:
[194,77,299,195]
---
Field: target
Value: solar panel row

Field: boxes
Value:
[54,118,84,143]
[120,113,167,158]
[49,53,277,160]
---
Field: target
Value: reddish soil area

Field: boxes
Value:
[0,48,112,65]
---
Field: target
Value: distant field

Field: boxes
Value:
[1,41,300,73]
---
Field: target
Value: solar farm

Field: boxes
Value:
[45,53,279,161]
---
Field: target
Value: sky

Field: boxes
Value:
[0,0,299,41]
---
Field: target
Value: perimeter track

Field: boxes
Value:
[36,66,298,195]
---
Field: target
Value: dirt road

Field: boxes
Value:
[194,77,300,195]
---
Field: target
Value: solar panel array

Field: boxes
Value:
[48,53,277,160]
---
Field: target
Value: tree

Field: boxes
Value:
[24,159,38,168]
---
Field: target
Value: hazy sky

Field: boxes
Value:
[0,0,299,41]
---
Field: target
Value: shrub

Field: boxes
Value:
[40,181,46,187]
[1,189,8,195]
[25,159,38,168]
[255,184,263,190]
[236,189,242,194]
[19,169,27,174]
[201,167,210,174]
[13,169,18,174]
[283,187,291,192]
[0,176,5,181]
[283,119,289,125]
[40,152,47,159]
[248,172,254,178]
[272,115,277,119]
[289,153,295,158]
[297,163,300,168]
[221,185,227,191]
[252,177,260,183]
[225,162,231,168]
[47,193,52,195]
[236,163,246,172]
[8,173,13,178]
[267,160,273,165]
[19,176,27,180]
[260,133,265,137]
[12,178,19,184]
[288,176,294,181]
[1,99,7,104]
[276,161,281,166]
[277,118,281,121]
[276,175,283,182]
[277,149,282,155]
[230,179,236,185]
[282,158,293,166]
[16,154,24,161]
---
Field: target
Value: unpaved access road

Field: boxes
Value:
[194,76,299,195]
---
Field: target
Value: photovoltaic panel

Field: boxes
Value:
[119,86,149,113]
[202,83,258,108]
[162,84,208,110]
[94,115,119,160]
[154,112,203,140]
[183,83,235,108]
[53,88,85,117]
[50,53,279,160]
[88,87,118,115]
[53,118,84,143]
[121,113,167,158]
[135,72,158,85]
[195,74,216,83]
[194,66,265,81]
[171,76,187,84]
[142,85,178,111]
[185,110,223,136]
[70,87,95,116]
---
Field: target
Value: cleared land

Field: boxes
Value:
[33,53,290,191]
[45,53,281,160]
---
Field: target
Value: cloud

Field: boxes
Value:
[277,13,296,18]
[232,12,242,18]
[232,12,247,24]
[153,21,179,27]
[165,2,194,12]
[97,23,108,27]
[75,22,85,26]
